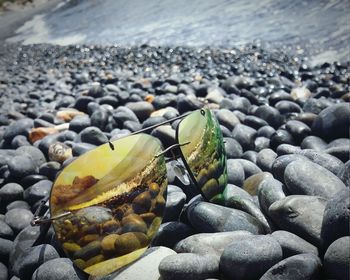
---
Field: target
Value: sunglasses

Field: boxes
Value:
[30,108,227,276]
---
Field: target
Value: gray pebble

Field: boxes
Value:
[5,208,33,234]
[219,235,282,280]
[260,253,321,280]
[324,237,350,280]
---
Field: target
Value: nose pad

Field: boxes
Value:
[170,160,190,185]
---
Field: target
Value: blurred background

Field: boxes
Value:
[0,0,349,64]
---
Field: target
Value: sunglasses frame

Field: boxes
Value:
[28,108,225,274]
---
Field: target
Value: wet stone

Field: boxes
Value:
[3,118,34,142]
[268,195,326,247]
[16,244,59,279]
[321,188,350,251]
[6,200,30,211]
[8,155,37,179]
[231,124,257,151]
[260,253,322,280]
[215,109,240,130]
[243,172,273,196]
[271,230,318,258]
[258,177,286,216]
[254,105,284,129]
[275,100,302,114]
[285,120,311,143]
[0,183,24,204]
[159,253,219,280]
[187,201,264,234]
[0,220,14,239]
[271,154,308,182]
[270,130,295,150]
[5,208,33,234]
[284,160,346,199]
[312,103,350,141]
[0,237,13,263]
[224,137,243,159]
[69,115,91,133]
[257,125,275,138]
[254,136,270,152]
[79,127,108,146]
[243,115,268,129]
[324,236,350,280]
[126,101,154,121]
[219,235,282,280]
[32,258,87,280]
[152,222,194,248]
[227,160,245,187]
[256,149,277,172]
[300,135,327,150]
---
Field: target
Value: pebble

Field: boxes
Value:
[0,183,24,204]
[79,126,108,145]
[256,149,277,172]
[23,179,52,205]
[268,195,326,246]
[152,222,194,248]
[285,120,311,143]
[271,154,309,183]
[337,160,350,186]
[243,172,272,196]
[162,190,186,223]
[260,253,321,280]
[6,200,30,211]
[234,159,262,178]
[284,160,346,199]
[321,188,350,251]
[4,209,33,234]
[226,160,245,186]
[69,115,91,133]
[255,105,284,129]
[126,101,154,121]
[15,244,59,279]
[324,236,350,280]
[271,230,318,258]
[187,201,264,234]
[224,137,243,158]
[215,109,240,130]
[257,177,286,216]
[297,149,345,175]
[72,143,97,156]
[219,235,282,280]
[159,253,219,280]
[8,155,37,179]
[312,103,350,141]
[0,238,13,264]
[0,262,7,280]
[241,150,257,163]
[15,146,46,169]
[300,135,327,150]
[3,118,34,142]
[231,124,257,151]
[0,220,14,240]
[32,258,87,280]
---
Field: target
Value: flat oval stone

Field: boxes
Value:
[227,160,245,187]
[243,172,272,195]
[0,183,24,203]
[256,149,277,172]
[219,235,282,280]
[187,201,265,234]
[8,155,37,179]
[5,208,33,234]
[300,136,327,151]
[272,154,309,183]
[284,160,346,199]
[159,253,219,280]
[260,253,322,280]
[268,195,326,247]
[271,230,318,258]
[3,118,34,142]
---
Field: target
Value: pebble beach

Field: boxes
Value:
[0,38,349,280]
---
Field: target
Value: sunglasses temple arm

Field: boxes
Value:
[31,196,72,226]
[128,112,192,136]
[155,141,190,158]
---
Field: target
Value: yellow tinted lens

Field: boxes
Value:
[50,133,167,276]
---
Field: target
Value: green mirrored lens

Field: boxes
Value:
[177,109,227,203]
[50,134,167,276]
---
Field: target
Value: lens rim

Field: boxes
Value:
[48,133,168,276]
[175,108,227,201]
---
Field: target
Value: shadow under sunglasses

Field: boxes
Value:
[27,108,227,276]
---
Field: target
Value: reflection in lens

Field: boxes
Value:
[177,109,227,203]
[50,134,167,276]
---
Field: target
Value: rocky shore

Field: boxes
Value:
[0,43,349,280]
